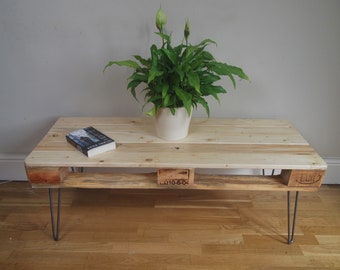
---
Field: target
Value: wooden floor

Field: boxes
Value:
[0,181,339,270]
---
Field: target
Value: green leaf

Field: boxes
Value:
[200,73,220,84]
[148,69,163,84]
[161,83,169,99]
[201,51,215,61]
[146,107,156,116]
[208,62,230,75]
[148,45,163,84]
[197,38,217,47]
[208,62,249,86]
[163,94,171,107]
[129,87,137,100]
[226,73,236,88]
[187,72,201,93]
[207,62,238,88]
[127,79,143,91]
[200,85,226,102]
[128,73,148,83]
[155,32,171,44]
[175,87,192,114]
[174,66,185,82]
[103,60,140,73]
[161,48,177,65]
[227,65,249,81]
[173,44,184,56]
[196,97,210,117]
[145,94,162,106]
[170,107,176,115]
[133,55,151,67]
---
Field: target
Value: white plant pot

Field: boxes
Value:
[155,107,192,140]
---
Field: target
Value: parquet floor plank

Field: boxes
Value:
[0,181,339,269]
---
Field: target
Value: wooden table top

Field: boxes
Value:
[25,117,327,171]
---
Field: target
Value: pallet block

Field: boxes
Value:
[157,168,194,186]
[281,169,326,187]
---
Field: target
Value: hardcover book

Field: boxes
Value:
[66,126,116,157]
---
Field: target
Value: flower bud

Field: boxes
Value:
[184,19,190,43]
[156,7,167,32]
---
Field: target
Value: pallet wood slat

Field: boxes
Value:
[31,172,318,191]
[32,118,308,146]
[25,144,325,170]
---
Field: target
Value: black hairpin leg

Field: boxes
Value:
[71,167,84,173]
[48,188,61,241]
[287,191,299,244]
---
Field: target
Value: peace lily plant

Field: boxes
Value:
[104,7,249,117]
[104,7,249,140]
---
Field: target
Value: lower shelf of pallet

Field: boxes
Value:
[31,172,319,191]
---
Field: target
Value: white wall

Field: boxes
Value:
[1,0,339,183]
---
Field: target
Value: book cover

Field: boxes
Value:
[66,126,116,157]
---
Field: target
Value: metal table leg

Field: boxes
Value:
[287,191,299,244]
[47,170,300,243]
[48,188,61,241]
[263,170,300,244]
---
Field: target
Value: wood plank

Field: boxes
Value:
[24,117,327,173]
[33,118,309,145]
[25,143,327,170]
[31,172,318,191]
[55,117,294,128]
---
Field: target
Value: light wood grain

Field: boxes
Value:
[1,181,339,269]
[31,172,319,191]
[25,117,326,169]
[26,143,326,169]
[25,117,327,192]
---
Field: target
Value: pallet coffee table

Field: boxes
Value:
[25,117,327,243]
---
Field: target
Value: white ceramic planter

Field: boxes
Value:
[155,107,192,140]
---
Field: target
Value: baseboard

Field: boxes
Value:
[0,153,28,181]
[0,153,339,184]
[322,157,340,184]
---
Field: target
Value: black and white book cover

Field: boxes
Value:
[66,126,116,157]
